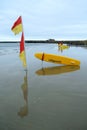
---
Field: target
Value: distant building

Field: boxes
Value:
[47,39,55,42]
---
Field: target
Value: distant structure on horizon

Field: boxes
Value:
[46,39,55,42]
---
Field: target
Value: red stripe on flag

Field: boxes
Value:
[11,16,22,30]
[20,32,25,53]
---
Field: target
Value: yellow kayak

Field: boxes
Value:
[34,52,80,66]
[58,44,69,52]
[59,45,69,49]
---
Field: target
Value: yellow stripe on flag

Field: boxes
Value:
[19,50,27,67]
[12,24,22,35]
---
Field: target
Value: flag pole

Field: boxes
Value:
[21,16,27,71]
[11,16,27,71]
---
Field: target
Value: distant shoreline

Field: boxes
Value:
[0,39,87,45]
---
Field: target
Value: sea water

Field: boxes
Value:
[0,43,87,130]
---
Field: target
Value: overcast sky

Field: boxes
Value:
[0,0,87,41]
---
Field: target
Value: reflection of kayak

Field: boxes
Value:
[36,65,80,76]
[34,52,80,66]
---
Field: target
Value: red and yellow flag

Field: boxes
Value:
[19,32,27,67]
[11,16,22,35]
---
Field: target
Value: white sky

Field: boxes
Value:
[0,0,87,41]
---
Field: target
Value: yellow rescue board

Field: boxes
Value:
[34,52,80,66]
[36,65,80,76]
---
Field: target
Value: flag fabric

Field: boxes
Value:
[11,16,22,35]
[19,32,27,67]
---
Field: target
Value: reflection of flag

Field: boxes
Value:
[11,16,22,35]
[21,72,28,102]
[18,71,28,117]
[19,32,27,67]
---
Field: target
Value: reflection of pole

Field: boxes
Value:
[22,70,28,103]
[58,43,63,53]
[18,70,28,118]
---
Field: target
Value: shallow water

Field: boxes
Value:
[0,43,87,130]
